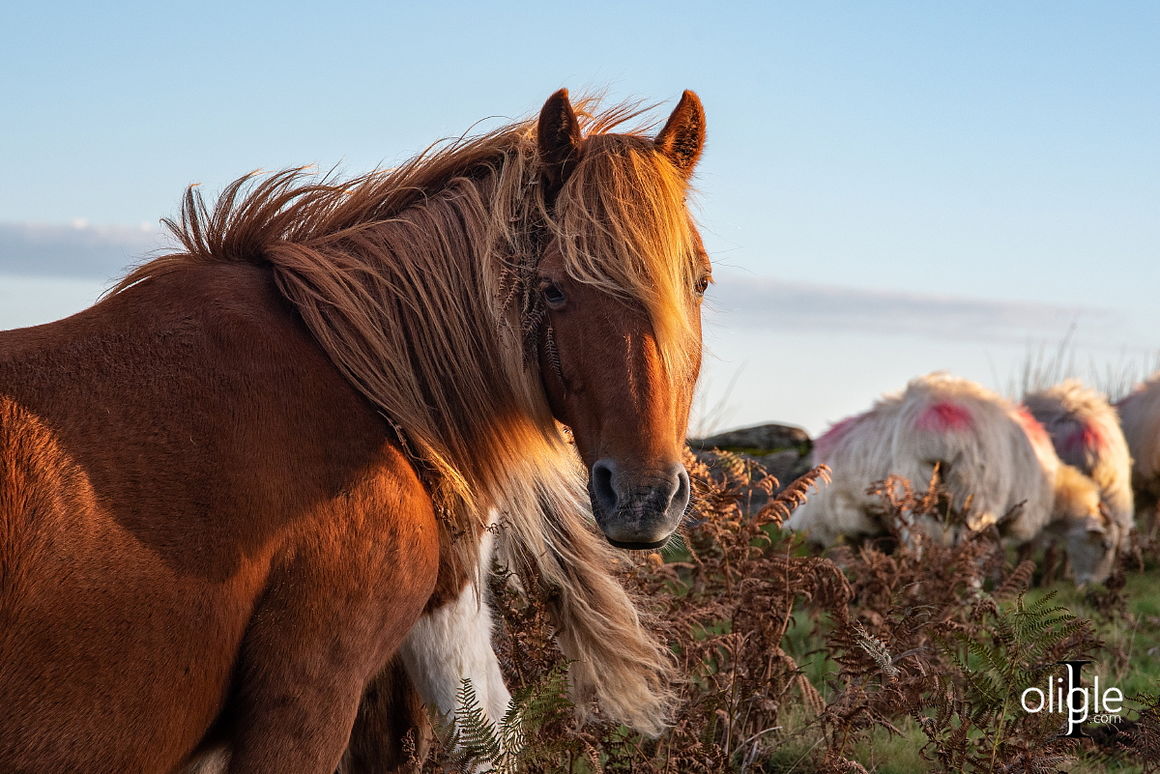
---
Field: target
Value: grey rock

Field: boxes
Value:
[690,423,811,456]
[689,423,815,516]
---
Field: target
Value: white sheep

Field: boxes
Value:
[1116,371,1160,524]
[787,372,1114,584]
[1023,379,1134,559]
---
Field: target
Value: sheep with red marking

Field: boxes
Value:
[1116,371,1160,521]
[1023,379,1134,559]
[786,372,1114,584]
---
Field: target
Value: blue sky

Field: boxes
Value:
[2,1,1157,434]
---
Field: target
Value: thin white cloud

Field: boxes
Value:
[0,221,168,280]
[0,224,1141,354]
[707,272,1123,347]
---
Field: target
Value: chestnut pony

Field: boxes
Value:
[0,89,709,773]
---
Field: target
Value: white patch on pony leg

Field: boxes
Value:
[399,518,513,754]
[400,577,512,725]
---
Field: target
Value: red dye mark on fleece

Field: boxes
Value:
[814,412,866,461]
[1063,421,1108,456]
[1015,407,1051,446]
[916,402,973,432]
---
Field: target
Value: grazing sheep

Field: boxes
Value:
[1116,372,1160,523]
[787,372,1114,584]
[1023,380,1134,557]
[785,404,904,546]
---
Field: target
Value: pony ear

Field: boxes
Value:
[654,90,706,177]
[537,88,584,194]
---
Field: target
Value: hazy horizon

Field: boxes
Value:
[2,221,1152,436]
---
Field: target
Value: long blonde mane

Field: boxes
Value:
[113,100,704,732]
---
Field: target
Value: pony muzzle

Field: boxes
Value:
[589,459,690,549]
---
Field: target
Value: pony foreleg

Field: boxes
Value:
[340,514,514,773]
[398,576,513,746]
[339,579,513,774]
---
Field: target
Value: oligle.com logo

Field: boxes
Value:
[1021,661,1124,737]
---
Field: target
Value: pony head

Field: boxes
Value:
[532,89,708,549]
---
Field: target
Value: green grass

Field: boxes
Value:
[767,567,1160,772]
[1024,570,1160,702]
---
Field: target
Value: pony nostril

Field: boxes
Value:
[669,466,691,515]
[591,459,619,515]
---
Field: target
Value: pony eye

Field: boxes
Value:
[694,275,711,297]
[541,280,566,308]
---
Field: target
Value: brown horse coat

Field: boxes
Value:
[0,264,440,772]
